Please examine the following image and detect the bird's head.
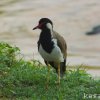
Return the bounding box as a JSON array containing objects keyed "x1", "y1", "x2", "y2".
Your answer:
[{"x1": 33, "y1": 18, "x2": 53, "y2": 31}]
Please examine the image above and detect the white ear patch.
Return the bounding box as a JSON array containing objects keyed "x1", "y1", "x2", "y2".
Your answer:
[{"x1": 46, "y1": 23, "x2": 53, "y2": 30}]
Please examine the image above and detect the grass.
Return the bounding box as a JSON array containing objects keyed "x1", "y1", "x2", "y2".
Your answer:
[{"x1": 0, "y1": 42, "x2": 100, "y2": 100}]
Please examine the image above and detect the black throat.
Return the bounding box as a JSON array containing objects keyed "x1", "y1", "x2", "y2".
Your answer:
[{"x1": 38, "y1": 28, "x2": 54, "y2": 53}]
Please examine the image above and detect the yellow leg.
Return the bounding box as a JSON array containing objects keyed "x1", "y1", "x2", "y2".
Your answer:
[
  {"x1": 58, "y1": 63, "x2": 60, "y2": 84},
  {"x1": 47, "y1": 63, "x2": 50, "y2": 83},
  {"x1": 46, "y1": 62, "x2": 50, "y2": 89}
]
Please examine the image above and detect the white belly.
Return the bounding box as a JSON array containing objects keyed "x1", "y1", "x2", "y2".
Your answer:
[{"x1": 39, "y1": 44, "x2": 64, "y2": 62}]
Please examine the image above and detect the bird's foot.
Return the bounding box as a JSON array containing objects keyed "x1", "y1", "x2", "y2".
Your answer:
[
  {"x1": 45, "y1": 84, "x2": 49, "y2": 90},
  {"x1": 45, "y1": 80, "x2": 50, "y2": 90},
  {"x1": 55, "y1": 81, "x2": 60, "y2": 85},
  {"x1": 62, "y1": 75, "x2": 66, "y2": 80}
]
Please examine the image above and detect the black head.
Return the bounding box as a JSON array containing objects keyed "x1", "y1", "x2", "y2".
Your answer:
[{"x1": 33, "y1": 18, "x2": 53, "y2": 30}]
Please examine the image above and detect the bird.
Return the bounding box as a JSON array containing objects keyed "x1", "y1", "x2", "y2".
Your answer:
[{"x1": 33, "y1": 18, "x2": 67, "y2": 84}]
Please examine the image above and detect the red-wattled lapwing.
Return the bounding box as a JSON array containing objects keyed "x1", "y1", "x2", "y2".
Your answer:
[{"x1": 33, "y1": 18, "x2": 67, "y2": 84}]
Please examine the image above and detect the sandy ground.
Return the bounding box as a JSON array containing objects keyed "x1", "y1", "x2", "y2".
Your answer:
[{"x1": 0, "y1": 0, "x2": 100, "y2": 77}]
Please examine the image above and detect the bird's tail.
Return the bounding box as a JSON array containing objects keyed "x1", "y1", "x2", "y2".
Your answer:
[{"x1": 60, "y1": 59, "x2": 66, "y2": 77}]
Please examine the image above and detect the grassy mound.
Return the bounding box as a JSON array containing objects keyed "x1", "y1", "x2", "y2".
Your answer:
[{"x1": 0, "y1": 42, "x2": 100, "y2": 100}]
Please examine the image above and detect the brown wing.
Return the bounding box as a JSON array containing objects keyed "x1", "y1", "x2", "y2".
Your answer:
[
  {"x1": 44, "y1": 31, "x2": 67, "y2": 76},
  {"x1": 53, "y1": 31, "x2": 67, "y2": 59}
]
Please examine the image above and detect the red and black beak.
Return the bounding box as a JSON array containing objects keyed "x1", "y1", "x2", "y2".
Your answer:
[
  {"x1": 33, "y1": 25, "x2": 39, "y2": 30},
  {"x1": 33, "y1": 23, "x2": 43, "y2": 30}
]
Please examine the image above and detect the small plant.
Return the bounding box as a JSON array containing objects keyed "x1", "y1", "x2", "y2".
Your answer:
[
  {"x1": 0, "y1": 42, "x2": 20, "y2": 67},
  {"x1": 0, "y1": 42, "x2": 100, "y2": 99},
  {"x1": 0, "y1": 42, "x2": 20, "y2": 85}
]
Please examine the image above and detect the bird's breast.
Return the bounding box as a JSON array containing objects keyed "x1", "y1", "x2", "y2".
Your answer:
[{"x1": 38, "y1": 42, "x2": 64, "y2": 62}]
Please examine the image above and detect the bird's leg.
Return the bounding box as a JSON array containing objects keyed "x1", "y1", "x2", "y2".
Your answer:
[
  {"x1": 46, "y1": 62, "x2": 50, "y2": 89},
  {"x1": 47, "y1": 62, "x2": 50, "y2": 83},
  {"x1": 54, "y1": 63, "x2": 60, "y2": 85},
  {"x1": 58, "y1": 63, "x2": 60, "y2": 84}
]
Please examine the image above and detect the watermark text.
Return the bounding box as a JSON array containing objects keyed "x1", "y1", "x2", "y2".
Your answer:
[{"x1": 83, "y1": 93, "x2": 100, "y2": 99}]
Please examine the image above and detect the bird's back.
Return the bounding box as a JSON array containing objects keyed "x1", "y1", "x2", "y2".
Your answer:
[{"x1": 53, "y1": 31, "x2": 67, "y2": 59}]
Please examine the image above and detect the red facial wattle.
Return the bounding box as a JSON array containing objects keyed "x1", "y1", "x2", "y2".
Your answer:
[{"x1": 33, "y1": 23, "x2": 44, "y2": 30}]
